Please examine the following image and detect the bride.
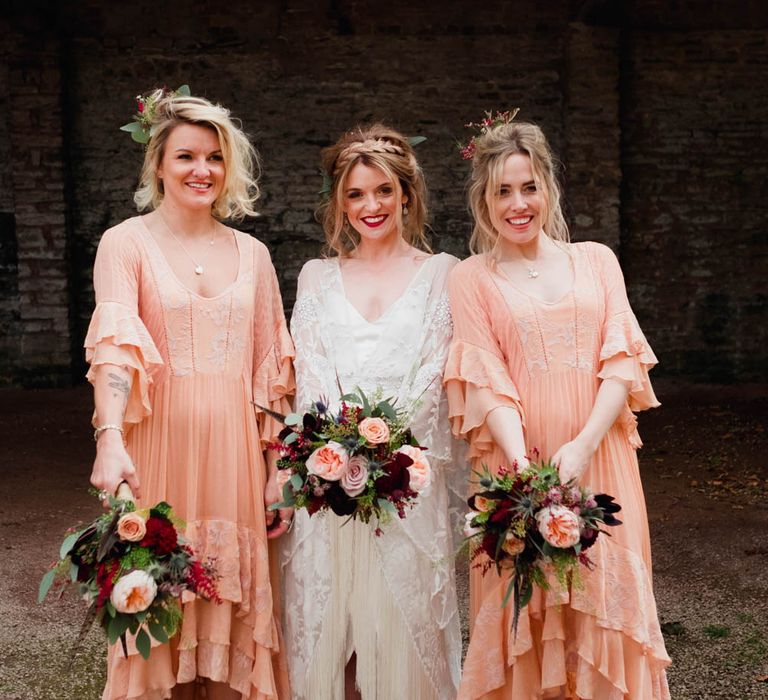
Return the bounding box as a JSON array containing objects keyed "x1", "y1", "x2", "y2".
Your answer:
[{"x1": 280, "y1": 124, "x2": 461, "y2": 699}]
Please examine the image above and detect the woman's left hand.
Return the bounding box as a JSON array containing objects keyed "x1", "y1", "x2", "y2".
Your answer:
[
  {"x1": 552, "y1": 438, "x2": 595, "y2": 484},
  {"x1": 264, "y1": 471, "x2": 294, "y2": 539}
]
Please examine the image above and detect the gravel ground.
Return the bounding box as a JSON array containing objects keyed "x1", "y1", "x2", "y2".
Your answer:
[{"x1": 1, "y1": 382, "x2": 766, "y2": 699}]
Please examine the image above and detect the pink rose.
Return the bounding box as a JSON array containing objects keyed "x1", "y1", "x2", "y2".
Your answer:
[
  {"x1": 502, "y1": 532, "x2": 525, "y2": 557},
  {"x1": 341, "y1": 456, "x2": 369, "y2": 496},
  {"x1": 306, "y1": 441, "x2": 349, "y2": 481},
  {"x1": 536, "y1": 505, "x2": 581, "y2": 549},
  {"x1": 463, "y1": 511, "x2": 482, "y2": 538},
  {"x1": 116, "y1": 512, "x2": 147, "y2": 542},
  {"x1": 110, "y1": 570, "x2": 157, "y2": 614},
  {"x1": 395, "y1": 445, "x2": 432, "y2": 492},
  {"x1": 358, "y1": 417, "x2": 390, "y2": 445}
]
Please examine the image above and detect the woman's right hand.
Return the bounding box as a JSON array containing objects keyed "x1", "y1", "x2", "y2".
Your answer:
[{"x1": 90, "y1": 430, "x2": 141, "y2": 502}]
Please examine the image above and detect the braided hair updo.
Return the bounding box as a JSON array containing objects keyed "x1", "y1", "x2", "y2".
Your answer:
[{"x1": 318, "y1": 124, "x2": 430, "y2": 257}]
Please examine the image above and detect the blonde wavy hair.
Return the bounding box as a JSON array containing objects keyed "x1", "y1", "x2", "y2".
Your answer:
[
  {"x1": 317, "y1": 123, "x2": 430, "y2": 257},
  {"x1": 133, "y1": 91, "x2": 259, "y2": 221},
  {"x1": 467, "y1": 121, "x2": 569, "y2": 257}
]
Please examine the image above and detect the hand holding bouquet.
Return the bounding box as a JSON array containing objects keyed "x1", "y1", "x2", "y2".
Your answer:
[
  {"x1": 464, "y1": 457, "x2": 622, "y2": 636},
  {"x1": 39, "y1": 488, "x2": 220, "y2": 660},
  {"x1": 268, "y1": 388, "x2": 431, "y2": 531}
]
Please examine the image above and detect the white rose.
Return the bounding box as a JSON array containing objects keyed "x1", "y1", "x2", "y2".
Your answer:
[
  {"x1": 463, "y1": 511, "x2": 482, "y2": 538},
  {"x1": 110, "y1": 570, "x2": 157, "y2": 614}
]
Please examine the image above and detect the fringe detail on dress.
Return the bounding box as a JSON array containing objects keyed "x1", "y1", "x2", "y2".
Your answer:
[{"x1": 302, "y1": 517, "x2": 440, "y2": 700}]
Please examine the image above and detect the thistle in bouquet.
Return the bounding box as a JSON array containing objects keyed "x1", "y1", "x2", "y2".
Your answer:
[
  {"x1": 266, "y1": 388, "x2": 432, "y2": 531},
  {"x1": 39, "y1": 488, "x2": 220, "y2": 661},
  {"x1": 463, "y1": 454, "x2": 622, "y2": 636}
]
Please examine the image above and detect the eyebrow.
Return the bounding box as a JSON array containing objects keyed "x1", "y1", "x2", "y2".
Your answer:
[
  {"x1": 499, "y1": 180, "x2": 536, "y2": 188},
  {"x1": 344, "y1": 182, "x2": 392, "y2": 193},
  {"x1": 173, "y1": 148, "x2": 223, "y2": 155}
]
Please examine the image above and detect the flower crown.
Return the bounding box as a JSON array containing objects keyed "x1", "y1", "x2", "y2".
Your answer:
[
  {"x1": 318, "y1": 135, "x2": 427, "y2": 198},
  {"x1": 120, "y1": 84, "x2": 191, "y2": 144},
  {"x1": 458, "y1": 108, "x2": 521, "y2": 160}
]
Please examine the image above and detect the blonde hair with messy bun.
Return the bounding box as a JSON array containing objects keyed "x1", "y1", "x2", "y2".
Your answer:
[
  {"x1": 467, "y1": 121, "x2": 569, "y2": 257},
  {"x1": 134, "y1": 90, "x2": 260, "y2": 221},
  {"x1": 318, "y1": 123, "x2": 430, "y2": 257}
]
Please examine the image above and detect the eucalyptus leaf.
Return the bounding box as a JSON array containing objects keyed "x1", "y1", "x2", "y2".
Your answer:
[
  {"x1": 280, "y1": 483, "x2": 297, "y2": 506},
  {"x1": 290, "y1": 473, "x2": 304, "y2": 491},
  {"x1": 38, "y1": 569, "x2": 56, "y2": 603},
  {"x1": 132, "y1": 129, "x2": 150, "y2": 144},
  {"x1": 340, "y1": 393, "x2": 359, "y2": 403},
  {"x1": 148, "y1": 620, "x2": 169, "y2": 644},
  {"x1": 119, "y1": 121, "x2": 144, "y2": 133},
  {"x1": 108, "y1": 614, "x2": 131, "y2": 644},
  {"x1": 408, "y1": 135, "x2": 427, "y2": 146},
  {"x1": 283, "y1": 432, "x2": 298, "y2": 446},
  {"x1": 375, "y1": 401, "x2": 397, "y2": 421},
  {"x1": 59, "y1": 531, "x2": 81, "y2": 559},
  {"x1": 377, "y1": 498, "x2": 396, "y2": 514},
  {"x1": 284, "y1": 413, "x2": 302, "y2": 426},
  {"x1": 136, "y1": 627, "x2": 151, "y2": 660},
  {"x1": 176, "y1": 84, "x2": 191, "y2": 96},
  {"x1": 357, "y1": 387, "x2": 372, "y2": 415},
  {"x1": 69, "y1": 561, "x2": 79, "y2": 582}
]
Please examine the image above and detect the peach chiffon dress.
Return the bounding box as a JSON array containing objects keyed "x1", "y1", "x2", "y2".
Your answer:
[
  {"x1": 445, "y1": 243, "x2": 671, "y2": 699},
  {"x1": 85, "y1": 217, "x2": 293, "y2": 700}
]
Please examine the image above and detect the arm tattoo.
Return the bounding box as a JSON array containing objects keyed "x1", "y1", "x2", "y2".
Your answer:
[{"x1": 108, "y1": 372, "x2": 130, "y2": 411}]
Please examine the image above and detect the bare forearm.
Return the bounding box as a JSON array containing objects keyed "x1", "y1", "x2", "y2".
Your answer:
[
  {"x1": 90, "y1": 363, "x2": 141, "y2": 497},
  {"x1": 575, "y1": 377, "x2": 630, "y2": 452},
  {"x1": 486, "y1": 405, "x2": 528, "y2": 467}
]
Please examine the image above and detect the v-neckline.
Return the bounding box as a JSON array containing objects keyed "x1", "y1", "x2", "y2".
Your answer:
[
  {"x1": 493, "y1": 247, "x2": 576, "y2": 306},
  {"x1": 139, "y1": 216, "x2": 243, "y2": 301},
  {"x1": 334, "y1": 254, "x2": 435, "y2": 325}
]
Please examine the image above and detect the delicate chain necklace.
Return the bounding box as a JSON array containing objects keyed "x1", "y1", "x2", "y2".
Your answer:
[
  {"x1": 158, "y1": 211, "x2": 217, "y2": 275},
  {"x1": 526, "y1": 265, "x2": 539, "y2": 279}
]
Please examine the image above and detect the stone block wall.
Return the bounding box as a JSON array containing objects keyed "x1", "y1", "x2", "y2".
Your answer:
[
  {"x1": 1, "y1": 1, "x2": 766, "y2": 384},
  {"x1": 622, "y1": 29, "x2": 768, "y2": 381}
]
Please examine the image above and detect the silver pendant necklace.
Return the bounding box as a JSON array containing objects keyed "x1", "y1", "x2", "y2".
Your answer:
[
  {"x1": 526, "y1": 266, "x2": 539, "y2": 279},
  {"x1": 158, "y1": 211, "x2": 217, "y2": 275}
]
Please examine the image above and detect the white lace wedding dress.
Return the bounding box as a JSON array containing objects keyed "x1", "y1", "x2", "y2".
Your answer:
[{"x1": 280, "y1": 252, "x2": 462, "y2": 699}]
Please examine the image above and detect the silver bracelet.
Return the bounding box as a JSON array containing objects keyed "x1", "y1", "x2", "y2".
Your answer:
[{"x1": 93, "y1": 424, "x2": 124, "y2": 442}]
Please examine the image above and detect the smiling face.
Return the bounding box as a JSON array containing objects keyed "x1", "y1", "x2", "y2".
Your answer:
[
  {"x1": 341, "y1": 162, "x2": 407, "y2": 246},
  {"x1": 488, "y1": 152, "x2": 546, "y2": 248},
  {"x1": 156, "y1": 123, "x2": 225, "y2": 213}
]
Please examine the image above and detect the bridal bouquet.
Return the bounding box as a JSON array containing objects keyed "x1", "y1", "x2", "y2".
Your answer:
[
  {"x1": 268, "y1": 388, "x2": 431, "y2": 530},
  {"x1": 39, "y1": 489, "x2": 220, "y2": 660},
  {"x1": 464, "y1": 456, "x2": 622, "y2": 635}
]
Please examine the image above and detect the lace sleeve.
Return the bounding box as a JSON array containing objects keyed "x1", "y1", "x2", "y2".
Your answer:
[
  {"x1": 592, "y1": 243, "x2": 659, "y2": 413},
  {"x1": 291, "y1": 260, "x2": 336, "y2": 412}
]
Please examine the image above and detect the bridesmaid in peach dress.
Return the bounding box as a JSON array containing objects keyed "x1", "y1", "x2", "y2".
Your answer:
[
  {"x1": 87, "y1": 90, "x2": 292, "y2": 699},
  {"x1": 445, "y1": 116, "x2": 671, "y2": 699}
]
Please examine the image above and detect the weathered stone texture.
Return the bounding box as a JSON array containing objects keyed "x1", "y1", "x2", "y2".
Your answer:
[
  {"x1": 1, "y1": 1, "x2": 766, "y2": 384},
  {"x1": 622, "y1": 30, "x2": 768, "y2": 381}
]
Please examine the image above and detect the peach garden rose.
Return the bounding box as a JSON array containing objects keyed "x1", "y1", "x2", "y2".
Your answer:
[
  {"x1": 536, "y1": 505, "x2": 581, "y2": 549},
  {"x1": 110, "y1": 569, "x2": 157, "y2": 614},
  {"x1": 116, "y1": 512, "x2": 147, "y2": 542},
  {"x1": 395, "y1": 444, "x2": 432, "y2": 492},
  {"x1": 502, "y1": 532, "x2": 525, "y2": 557},
  {"x1": 358, "y1": 417, "x2": 390, "y2": 445},
  {"x1": 306, "y1": 441, "x2": 350, "y2": 481}
]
